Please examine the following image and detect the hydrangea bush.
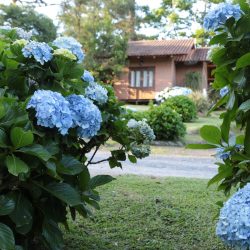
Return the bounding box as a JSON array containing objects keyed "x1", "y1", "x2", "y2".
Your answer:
[
  {"x1": 188, "y1": 1, "x2": 250, "y2": 248},
  {"x1": 0, "y1": 27, "x2": 153, "y2": 249}
]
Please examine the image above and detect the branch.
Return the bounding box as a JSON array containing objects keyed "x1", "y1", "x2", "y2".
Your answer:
[
  {"x1": 86, "y1": 145, "x2": 100, "y2": 167},
  {"x1": 89, "y1": 158, "x2": 111, "y2": 165}
]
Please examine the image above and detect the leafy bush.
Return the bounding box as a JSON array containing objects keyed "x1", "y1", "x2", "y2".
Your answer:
[
  {"x1": 147, "y1": 105, "x2": 186, "y2": 141},
  {"x1": 163, "y1": 95, "x2": 197, "y2": 122},
  {"x1": 0, "y1": 27, "x2": 153, "y2": 249},
  {"x1": 189, "y1": 2, "x2": 250, "y2": 249},
  {"x1": 185, "y1": 71, "x2": 202, "y2": 91},
  {"x1": 189, "y1": 92, "x2": 209, "y2": 113}
]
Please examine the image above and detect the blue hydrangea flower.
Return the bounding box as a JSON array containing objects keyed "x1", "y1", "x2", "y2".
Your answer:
[
  {"x1": 81, "y1": 70, "x2": 95, "y2": 83},
  {"x1": 14, "y1": 28, "x2": 33, "y2": 40},
  {"x1": 128, "y1": 119, "x2": 155, "y2": 142},
  {"x1": 216, "y1": 184, "x2": 250, "y2": 249},
  {"x1": 216, "y1": 147, "x2": 231, "y2": 160},
  {"x1": 27, "y1": 90, "x2": 73, "y2": 135},
  {"x1": 53, "y1": 37, "x2": 84, "y2": 63},
  {"x1": 204, "y1": 3, "x2": 242, "y2": 30},
  {"x1": 22, "y1": 41, "x2": 53, "y2": 65},
  {"x1": 220, "y1": 86, "x2": 229, "y2": 97},
  {"x1": 66, "y1": 94, "x2": 102, "y2": 138},
  {"x1": 130, "y1": 142, "x2": 151, "y2": 159},
  {"x1": 85, "y1": 82, "x2": 108, "y2": 105}
]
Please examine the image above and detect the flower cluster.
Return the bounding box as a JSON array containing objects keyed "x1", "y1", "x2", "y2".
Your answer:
[
  {"x1": 27, "y1": 90, "x2": 73, "y2": 135},
  {"x1": 53, "y1": 37, "x2": 84, "y2": 63},
  {"x1": 66, "y1": 95, "x2": 102, "y2": 138},
  {"x1": 85, "y1": 82, "x2": 108, "y2": 105},
  {"x1": 216, "y1": 147, "x2": 231, "y2": 161},
  {"x1": 53, "y1": 48, "x2": 77, "y2": 61},
  {"x1": 82, "y1": 70, "x2": 95, "y2": 83},
  {"x1": 204, "y1": 3, "x2": 242, "y2": 30},
  {"x1": 15, "y1": 28, "x2": 33, "y2": 40},
  {"x1": 27, "y1": 90, "x2": 102, "y2": 138},
  {"x1": 220, "y1": 86, "x2": 229, "y2": 97},
  {"x1": 128, "y1": 119, "x2": 155, "y2": 158},
  {"x1": 155, "y1": 87, "x2": 192, "y2": 103},
  {"x1": 22, "y1": 41, "x2": 53, "y2": 65},
  {"x1": 216, "y1": 183, "x2": 250, "y2": 249}
]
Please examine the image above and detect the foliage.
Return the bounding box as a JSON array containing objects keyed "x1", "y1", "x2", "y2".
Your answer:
[
  {"x1": 0, "y1": 28, "x2": 152, "y2": 249},
  {"x1": 0, "y1": 4, "x2": 57, "y2": 42},
  {"x1": 187, "y1": 1, "x2": 250, "y2": 247},
  {"x1": 155, "y1": 86, "x2": 192, "y2": 103},
  {"x1": 147, "y1": 105, "x2": 186, "y2": 141},
  {"x1": 59, "y1": 0, "x2": 146, "y2": 83},
  {"x1": 65, "y1": 176, "x2": 228, "y2": 250},
  {"x1": 189, "y1": 91, "x2": 209, "y2": 113},
  {"x1": 163, "y1": 96, "x2": 197, "y2": 122},
  {"x1": 185, "y1": 71, "x2": 202, "y2": 91}
]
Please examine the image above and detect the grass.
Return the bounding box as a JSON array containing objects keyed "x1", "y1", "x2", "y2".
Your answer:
[{"x1": 64, "y1": 176, "x2": 229, "y2": 250}]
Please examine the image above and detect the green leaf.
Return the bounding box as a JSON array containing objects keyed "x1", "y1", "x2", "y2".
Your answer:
[
  {"x1": 42, "y1": 219, "x2": 64, "y2": 250},
  {"x1": 18, "y1": 144, "x2": 51, "y2": 161},
  {"x1": 10, "y1": 127, "x2": 33, "y2": 148},
  {"x1": 200, "y1": 125, "x2": 221, "y2": 145},
  {"x1": 0, "y1": 129, "x2": 7, "y2": 148},
  {"x1": 9, "y1": 193, "x2": 33, "y2": 235},
  {"x1": 79, "y1": 168, "x2": 90, "y2": 191},
  {"x1": 0, "y1": 103, "x2": 5, "y2": 120},
  {"x1": 57, "y1": 155, "x2": 85, "y2": 175},
  {"x1": 5, "y1": 155, "x2": 29, "y2": 176},
  {"x1": 89, "y1": 175, "x2": 115, "y2": 189},
  {"x1": 239, "y1": 100, "x2": 250, "y2": 112},
  {"x1": 0, "y1": 223, "x2": 15, "y2": 250},
  {"x1": 0, "y1": 195, "x2": 15, "y2": 216},
  {"x1": 236, "y1": 52, "x2": 250, "y2": 69},
  {"x1": 36, "y1": 182, "x2": 81, "y2": 206},
  {"x1": 128, "y1": 155, "x2": 137, "y2": 163},
  {"x1": 208, "y1": 164, "x2": 233, "y2": 187},
  {"x1": 111, "y1": 150, "x2": 126, "y2": 161},
  {"x1": 220, "y1": 112, "x2": 231, "y2": 143},
  {"x1": 236, "y1": 135, "x2": 245, "y2": 144},
  {"x1": 186, "y1": 144, "x2": 217, "y2": 149},
  {"x1": 209, "y1": 32, "x2": 228, "y2": 45}
]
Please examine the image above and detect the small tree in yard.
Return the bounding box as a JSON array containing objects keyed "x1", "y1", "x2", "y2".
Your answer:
[
  {"x1": 188, "y1": 1, "x2": 250, "y2": 249},
  {"x1": 0, "y1": 28, "x2": 155, "y2": 249}
]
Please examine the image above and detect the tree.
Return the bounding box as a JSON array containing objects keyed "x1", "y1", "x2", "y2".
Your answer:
[
  {"x1": 0, "y1": 4, "x2": 57, "y2": 42},
  {"x1": 144, "y1": 0, "x2": 225, "y2": 45},
  {"x1": 59, "y1": 0, "x2": 145, "y2": 82}
]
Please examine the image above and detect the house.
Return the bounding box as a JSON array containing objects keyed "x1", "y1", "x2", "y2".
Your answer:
[{"x1": 114, "y1": 39, "x2": 213, "y2": 102}]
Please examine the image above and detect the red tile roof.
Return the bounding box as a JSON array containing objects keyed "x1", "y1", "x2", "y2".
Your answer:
[
  {"x1": 174, "y1": 48, "x2": 209, "y2": 62},
  {"x1": 128, "y1": 39, "x2": 195, "y2": 57}
]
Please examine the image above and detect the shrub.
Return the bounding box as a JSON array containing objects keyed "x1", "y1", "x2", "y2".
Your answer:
[
  {"x1": 147, "y1": 105, "x2": 186, "y2": 141},
  {"x1": 163, "y1": 95, "x2": 197, "y2": 122},
  {"x1": 0, "y1": 27, "x2": 153, "y2": 249},
  {"x1": 185, "y1": 71, "x2": 202, "y2": 91},
  {"x1": 189, "y1": 91, "x2": 210, "y2": 113}
]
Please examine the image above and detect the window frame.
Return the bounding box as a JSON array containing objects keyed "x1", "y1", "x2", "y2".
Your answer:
[{"x1": 129, "y1": 67, "x2": 155, "y2": 89}]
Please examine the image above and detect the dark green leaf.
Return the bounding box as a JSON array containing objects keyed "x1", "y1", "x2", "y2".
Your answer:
[
  {"x1": 5, "y1": 155, "x2": 29, "y2": 176},
  {"x1": 42, "y1": 219, "x2": 64, "y2": 250},
  {"x1": 37, "y1": 182, "x2": 82, "y2": 206},
  {"x1": 89, "y1": 175, "x2": 115, "y2": 189},
  {"x1": 128, "y1": 155, "x2": 137, "y2": 163},
  {"x1": 10, "y1": 127, "x2": 33, "y2": 148},
  {"x1": 208, "y1": 165, "x2": 233, "y2": 187},
  {"x1": 0, "y1": 195, "x2": 15, "y2": 216},
  {"x1": 9, "y1": 193, "x2": 33, "y2": 235},
  {"x1": 220, "y1": 112, "x2": 231, "y2": 143},
  {"x1": 0, "y1": 223, "x2": 15, "y2": 250},
  {"x1": 0, "y1": 129, "x2": 7, "y2": 148},
  {"x1": 79, "y1": 168, "x2": 90, "y2": 191},
  {"x1": 57, "y1": 155, "x2": 85, "y2": 175},
  {"x1": 18, "y1": 144, "x2": 51, "y2": 161}
]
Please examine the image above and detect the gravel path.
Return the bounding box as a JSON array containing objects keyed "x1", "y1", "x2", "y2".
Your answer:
[{"x1": 88, "y1": 151, "x2": 217, "y2": 179}]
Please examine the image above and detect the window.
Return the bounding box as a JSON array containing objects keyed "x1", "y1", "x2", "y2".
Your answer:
[{"x1": 130, "y1": 68, "x2": 154, "y2": 88}]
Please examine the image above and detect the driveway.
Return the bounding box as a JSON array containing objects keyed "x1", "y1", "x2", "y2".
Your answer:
[{"x1": 88, "y1": 151, "x2": 218, "y2": 179}]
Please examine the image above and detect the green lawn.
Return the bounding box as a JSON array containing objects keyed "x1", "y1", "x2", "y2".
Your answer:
[{"x1": 64, "y1": 176, "x2": 229, "y2": 250}]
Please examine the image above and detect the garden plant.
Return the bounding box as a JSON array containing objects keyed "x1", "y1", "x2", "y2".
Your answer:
[
  {"x1": 0, "y1": 28, "x2": 154, "y2": 249},
  {"x1": 188, "y1": 1, "x2": 250, "y2": 249}
]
